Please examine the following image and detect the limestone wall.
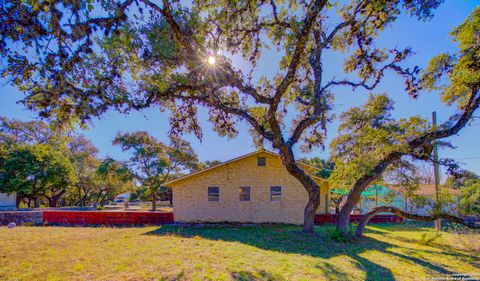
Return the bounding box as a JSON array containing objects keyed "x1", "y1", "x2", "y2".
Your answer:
[{"x1": 171, "y1": 152, "x2": 329, "y2": 225}]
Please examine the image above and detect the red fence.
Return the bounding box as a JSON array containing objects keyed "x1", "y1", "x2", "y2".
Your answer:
[
  {"x1": 41, "y1": 211, "x2": 402, "y2": 226},
  {"x1": 43, "y1": 210, "x2": 174, "y2": 226},
  {"x1": 315, "y1": 214, "x2": 403, "y2": 224}
]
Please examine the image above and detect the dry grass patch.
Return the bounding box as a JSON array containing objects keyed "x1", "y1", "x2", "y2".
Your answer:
[{"x1": 0, "y1": 223, "x2": 478, "y2": 280}]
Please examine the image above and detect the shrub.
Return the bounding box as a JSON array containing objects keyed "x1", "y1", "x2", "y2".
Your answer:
[{"x1": 324, "y1": 226, "x2": 352, "y2": 242}]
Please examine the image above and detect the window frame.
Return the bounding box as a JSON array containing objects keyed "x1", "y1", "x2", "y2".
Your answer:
[
  {"x1": 239, "y1": 186, "x2": 251, "y2": 202},
  {"x1": 270, "y1": 186, "x2": 282, "y2": 201},
  {"x1": 208, "y1": 186, "x2": 220, "y2": 202}
]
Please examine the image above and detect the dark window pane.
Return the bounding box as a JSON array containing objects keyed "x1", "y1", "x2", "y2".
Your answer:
[
  {"x1": 208, "y1": 186, "x2": 219, "y2": 201},
  {"x1": 257, "y1": 157, "x2": 266, "y2": 166},
  {"x1": 239, "y1": 186, "x2": 250, "y2": 201},
  {"x1": 270, "y1": 186, "x2": 281, "y2": 201}
]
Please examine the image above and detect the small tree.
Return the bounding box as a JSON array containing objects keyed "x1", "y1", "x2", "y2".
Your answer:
[
  {"x1": 66, "y1": 135, "x2": 102, "y2": 206},
  {"x1": 96, "y1": 158, "x2": 133, "y2": 206},
  {"x1": 459, "y1": 178, "x2": 480, "y2": 216},
  {"x1": 0, "y1": 144, "x2": 75, "y2": 207},
  {"x1": 113, "y1": 131, "x2": 197, "y2": 211}
]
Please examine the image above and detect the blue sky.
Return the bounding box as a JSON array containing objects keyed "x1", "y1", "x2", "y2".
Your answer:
[{"x1": 1, "y1": 1, "x2": 479, "y2": 178}]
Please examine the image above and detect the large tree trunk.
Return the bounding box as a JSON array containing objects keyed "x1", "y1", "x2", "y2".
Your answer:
[
  {"x1": 47, "y1": 197, "x2": 58, "y2": 207},
  {"x1": 355, "y1": 206, "x2": 480, "y2": 237},
  {"x1": 151, "y1": 193, "x2": 157, "y2": 212},
  {"x1": 46, "y1": 191, "x2": 66, "y2": 208},
  {"x1": 303, "y1": 187, "x2": 320, "y2": 233},
  {"x1": 34, "y1": 197, "x2": 41, "y2": 208},
  {"x1": 336, "y1": 187, "x2": 363, "y2": 234},
  {"x1": 15, "y1": 194, "x2": 22, "y2": 209},
  {"x1": 277, "y1": 145, "x2": 321, "y2": 233}
]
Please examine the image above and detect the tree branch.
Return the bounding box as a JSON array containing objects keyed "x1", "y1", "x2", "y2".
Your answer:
[
  {"x1": 269, "y1": 0, "x2": 326, "y2": 111},
  {"x1": 355, "y1": 206, "x2": 480, "y2": 237},
  {"x1": 339, "y1": 89, "x2": 480, "y2": 228}
]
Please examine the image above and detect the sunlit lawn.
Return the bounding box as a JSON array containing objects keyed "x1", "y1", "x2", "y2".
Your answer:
[{"x1": 0, "y1": 222, "x2": 478, "y2": 281}]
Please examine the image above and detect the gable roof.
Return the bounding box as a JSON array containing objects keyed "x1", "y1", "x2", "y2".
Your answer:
[{"x1": 163, "y1": 149, "x2": 326, "y2": 187}]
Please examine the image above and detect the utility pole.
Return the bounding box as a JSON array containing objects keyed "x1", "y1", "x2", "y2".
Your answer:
[{"x1": 432, "y1": 111, "x2": 441, "y2": 231}]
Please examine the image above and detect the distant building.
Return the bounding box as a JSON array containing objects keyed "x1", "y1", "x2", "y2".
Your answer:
[
  {"x1": 114, "y1": 193, "x2": 131, "y2": 203},
  {"x1": 352, "y1": 184, "x2": 460, "y2": 216},
  {"x1": 0, "y1": 193, "x2": 16, "y2": 210},
  {"x1": 164, "y1": 150, "x2": 330, "y2": 225},
  {"x1": 390, "y1": 184, "x2": 460, "y2": 216}
]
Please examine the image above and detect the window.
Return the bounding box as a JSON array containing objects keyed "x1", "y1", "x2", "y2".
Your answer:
[
  {"x1": 270, "y1": 186, "x2": 282, "y2": 201},
  {"x1": 257, "y1": 157, "x2": 266, "y2": 166},
  {"x1": 208, "y1": 187, "x2": 219, "y2": 201},
  {"x1": 239, "y1": 186, "x2": 250, "y2": 201}
]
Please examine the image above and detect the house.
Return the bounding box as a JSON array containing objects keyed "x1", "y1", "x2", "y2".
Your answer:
[
  {"x1": 0, "y1": 193, "x2": 16, "y2": 210},
  {"x1": 164, "y1": 150, "x2": 330, "y2": 224},
  {"x1": 355, "y1": 184, "x2": 460, "y2": 216}
]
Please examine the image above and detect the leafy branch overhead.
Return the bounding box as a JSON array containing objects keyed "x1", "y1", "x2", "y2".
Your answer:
[{"x1": 1, "y1": 0, "x2": 449, "y2": 145}]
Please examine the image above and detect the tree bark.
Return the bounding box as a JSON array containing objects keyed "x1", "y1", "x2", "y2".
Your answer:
[
  {"x1": 15, "y1": 194, "x2": 22, "y2": 209},
  {"x1": 47, "y1": 197, "x2": 57, "y2": 208},
  {"x1": 355, "y1": 206, "x2": 480, "y2": 237},
  {"x1": 303, "y1": 187, "x2": 320, "y2": 233},
  {"x1": 46, "y1": 191, "x2": 66, "y2": 208},
  {"x1": 336, "y1": 187, "x2": 363, "y2": 234},
  {"x1": 151, "y1": 193, "x2": 157, "y2": 212},
  {"x1": 34, "y1": 197, "x2": 41, "y2": 208}
]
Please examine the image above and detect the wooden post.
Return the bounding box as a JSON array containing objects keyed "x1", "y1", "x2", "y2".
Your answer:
[{"x1": 432, "y1": 111, "x2": 441, "y2": 231}]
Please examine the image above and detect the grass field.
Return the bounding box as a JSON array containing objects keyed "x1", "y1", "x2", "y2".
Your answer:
[{"x1": 0, "y1": 223, "x2": 479, "y2": 281}]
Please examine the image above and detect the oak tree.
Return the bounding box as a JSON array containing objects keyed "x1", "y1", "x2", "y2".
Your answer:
[
  {"x1": 330, "y1": 9, "x2": 480, "y2": 234},
  {"x1": 113, "y1": 131, "x2": 197, "y2": 211},
  {"x1": 0, "y1": 144, "x2": 75, "y2": 207}
]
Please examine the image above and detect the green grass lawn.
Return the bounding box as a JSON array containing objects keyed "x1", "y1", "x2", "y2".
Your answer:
[{"x1": 0, "y1": 223, "x2": 478, "y2": 281}]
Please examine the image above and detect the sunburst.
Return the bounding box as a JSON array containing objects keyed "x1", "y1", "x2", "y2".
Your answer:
[{"x1": 208, "y1": 55, "x2": 216, "y2": 65}]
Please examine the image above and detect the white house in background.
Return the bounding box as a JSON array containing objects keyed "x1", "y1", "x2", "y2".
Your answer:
[{"x1": 0, "y1": 193, "x2": 16, "y2": 210}]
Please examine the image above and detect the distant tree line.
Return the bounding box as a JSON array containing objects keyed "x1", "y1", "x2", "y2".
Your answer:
[
  {"x1": 0, "y1": 117, "x2": 133, "y2": 208},
  {"x1": 0, "y1": 117, "x2": 215, "y2": 210}
]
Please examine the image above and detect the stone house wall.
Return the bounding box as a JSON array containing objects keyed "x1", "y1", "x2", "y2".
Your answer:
[{"x1": 169, "y1": 151, "x2": 329, "y2": 225}]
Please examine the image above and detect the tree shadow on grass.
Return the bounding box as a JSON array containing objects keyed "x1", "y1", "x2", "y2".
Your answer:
[
  {"x1": 144, "y1": 224, "x2": 461, "y2": 280},
  {"x1": 314, "y1": 262, "x2": 350, "y2": 281},
  {"x1": 231, "y1": 269, "x2": 286, "y2": 281}
]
